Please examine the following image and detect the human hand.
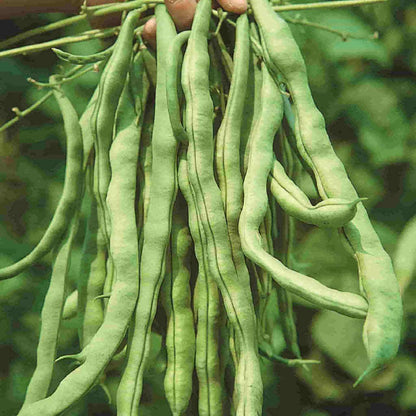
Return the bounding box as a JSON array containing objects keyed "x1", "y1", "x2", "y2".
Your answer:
[
  {"x1": 141, "y1": 0, "x2": 248, "y2": 48},
  {"x1": 0, "y1": 0, "x2": 247, "y2": 48}
]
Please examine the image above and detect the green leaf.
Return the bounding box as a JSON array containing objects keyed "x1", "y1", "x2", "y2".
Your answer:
[
  {"x1": 339, "y1": 80, "x2": 409, "y2": 166},
  {"x1": 300, "y1": 9, "x2": 391, "y2": 66}
]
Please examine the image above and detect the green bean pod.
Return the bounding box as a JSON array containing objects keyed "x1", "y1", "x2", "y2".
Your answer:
[
  {"x1": 270, "y1": 158, "x2": 362, "y2": 228},
  {"x1": 20, "y1": 84, "x2": 83, "y2": 409},
  {"x1": 182, "y1": 2, "x2": 263, "y2": 413},
  {"x1": 0, "y1": 86, "x2": 84, "y2": 281},
  {"x1": 18, "y1": 77, "x2": 141, "y2": 416},
  {"x1": 215, "y1": 18, "x2": 267, "y2": 404},
  {"x1": 116, "y1": 6, "x2": 179, "y2": 414},
  {"x1": 161, "y1": 192, "x2": 195, "y2": 415},
  {"x1": 21, "y1": 213, "x2": 81, "y2": 410},
  {"x1": 52, "y1": 44, "x2": 115, "y2": 66},
  {"x1": 178, "y1": 150, "x2": 223, "y2": 416},
  {"x1": 250, "y1": 0, "x2": 402, "y2": 384},
  {"x1": 90, "y1": 8, "x2": 142, "y2": 247},
  {"x1": 215, "y1": 14, "x2": 251, "y2": 289},
  {"x1": 239, "y1": 62, "x2": 369, "y2": 320}
]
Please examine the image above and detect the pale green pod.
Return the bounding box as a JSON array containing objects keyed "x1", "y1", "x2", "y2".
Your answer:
[
  {"x1": 250, "y1": 0, "x2": 402, "y2": 384},
  {"x1": 20, "y1": 83, "x2": 83, "y2": 410},
  {"x1": 178, "y1": 150, "x2": 223, "y2": 416},
  {"x1": 161, "y1": 193, "x2": 195, "y2": 415},
  {"x1": 18, "y1": 52, "x2": 142, "y2": 416},
  {"x1": 182, "y1": 1, "x2": 263, "y2": 413},
  {"x1": 52, "y1": 44, "x2": 115, "y2": 66},
  {"x1": 270, "y1": 160, "x2": 363, "y2": 228},
  {"x1": 116, "y1": 6, "x2": 179, "y2": 414}
]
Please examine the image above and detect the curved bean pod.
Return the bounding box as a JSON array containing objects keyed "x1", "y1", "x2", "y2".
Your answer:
[
  {"x1": 20, "y1": 84, "x2": 83, "y2": 409},
  {"x1": 270, "y1": 158, "x2": 362, "y2": 228},
  {"x1": 215, "y1": 14, "x2": 251, "y2": 289},
  {"x1": 116, "y1": 6, "x2": 179, "y2": 414},
  {"x1": 52, "y1": 44, "x2": 115, "y2": 66},
  {"x1": 182, "y1": 2, "x2": 263, "y2": 413},
  {"x1": 90, "y1": 8, "x2": 142, "y2": 247},
  {"x1": 18, "y1": 77, "x2": 141, "y2": 416},
  {"x1": 21, "y1": 214, "x2": 81, "y2": 409},
  {"x1": 250, "y1": 0, "x2": 402, "y2": 384},
  {"x1": 239, "y1": 63, "x2": 369, "y2": 320},
  {"x1": 0, "y1": 85, "x2": 84, "y2": 281}
]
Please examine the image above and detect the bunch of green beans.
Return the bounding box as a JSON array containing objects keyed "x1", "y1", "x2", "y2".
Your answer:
[{"x1": 1, "y1": 1, "x2": 402, "y2": 414}]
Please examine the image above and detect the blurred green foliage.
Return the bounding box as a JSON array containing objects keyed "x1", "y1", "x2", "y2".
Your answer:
[{"x1": 0, "y1": 0, "x2": 415, "y2": 415}]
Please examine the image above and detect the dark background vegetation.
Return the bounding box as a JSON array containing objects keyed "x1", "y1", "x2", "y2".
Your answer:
[{"x1": 0, "y1": 0, "x2": 415, "y2": 414}]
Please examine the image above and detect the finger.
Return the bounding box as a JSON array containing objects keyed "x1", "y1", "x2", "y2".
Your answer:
[
  {"x1": 142, "y1": 0, "x2": 196, "y2": 49},
  {"x1": 142, "y1": 17, "x2": 157, "y2": 50},
  {"x1": 216, "y1": 0, "x2": 247, "y2": 14},
  {"x1": 165, "y1": 0, "x2": 197, "y2": 31}
]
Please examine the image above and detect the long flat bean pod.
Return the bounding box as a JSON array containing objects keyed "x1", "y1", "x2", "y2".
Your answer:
[
  {"x1": 179, "y1": 150, "x2": 223, "y2": 416},
  {"x1": 161, "y1": 191, "x2": 195, "y2": 416},
  {"x1": 250, "y1": 0, "x2": 402, "y2": 384},
  {"x1": 215, "y1": 14, "x2": 251, "y2": 289},
  {"x1": 116, "y1": 6, "x2": 179, "y2": 414},
  {"x1": 182, "y1": 2, "x2": 262, "y2": 413},
  {"x1": 239, "y1": 62, "x2": 368, "y2": 320},
  {"x1": 21, "y1": 214, "x2": 81, "y2": 410},
  {"x1": 53, "y1": 44, "x2": 115, "y2": 65},
  {"x1": 20, "y1": 84, "x2": 83, "y2": 409},
  {"x1": 90, "y1": 8, "x2": 142, "y2": 247},
  {"x1": 0, "y1": 85, "x2": 84, "y2": 281},
  {"x1": 18, "y1": 77, "x2": 141, "y2": 416}
]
